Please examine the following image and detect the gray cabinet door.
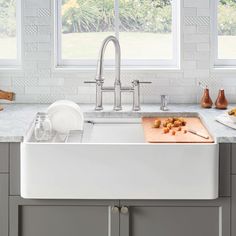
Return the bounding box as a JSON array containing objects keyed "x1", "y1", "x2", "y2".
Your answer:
[
  {"x1": 0, "y1": 143, "x2": 9, "y2": 173},
  {"x1": 120, "y1": 199, "x2": 230, "y2": 236},
  {"x1": 10, "y1": 196, "x2": 119, "y2": 236}
]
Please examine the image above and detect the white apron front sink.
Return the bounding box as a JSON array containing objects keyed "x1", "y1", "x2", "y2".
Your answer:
[{"x1": 21, "y1": 116, "x2": 219, "y2": 200}]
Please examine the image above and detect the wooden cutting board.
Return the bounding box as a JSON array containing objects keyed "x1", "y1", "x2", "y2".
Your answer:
[{"x1": 142, "y1": 117, "x2": 214, "y2": 143}]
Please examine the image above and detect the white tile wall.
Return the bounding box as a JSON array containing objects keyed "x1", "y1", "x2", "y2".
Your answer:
[{"x1": 1, "y1": 0, "x2": 236, "y2": 104}]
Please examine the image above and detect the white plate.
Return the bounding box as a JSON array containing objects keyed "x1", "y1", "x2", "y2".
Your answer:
[{"x1": 47, "y1": 100, "x2": 84, "y2": 134}]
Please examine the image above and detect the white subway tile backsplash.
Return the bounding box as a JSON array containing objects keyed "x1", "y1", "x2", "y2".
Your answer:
[
  {"x1": 25, "y1": 42, "x2": 38, "y2": 52},
  {"x1": 197, "y1": 25, "x2": 209, "y2": 34},
  {"x1": 24, "y1": 8, "x2": 38, "y2": 16},
  {"x1": 25, "y1": 25, "x2": 38, "y2": 35},
  {"x1": 38, "y1": 78, "x2": 64, "y2": 86},
  {"x1": 38, "y1": 26, "x2": 51, "y2": 35},
  {"x1": 197, "y1": 8, "x2": 210, "y2": 16},
  {"x1": 184, "y1": 34, "x2": 209, "y2": 43},
  {"x1": 184, "y1": 51, "x2": 196, "y2": 60},
  {"x1": 38, "y1": 43, "x2": 51, "y2": 51},
  {"x1": 197, "y1": 60, "x2": 210, "y2": 69},
  {"x1": 184, "y1": 0, "x2": 209, "y2": 8},
  {"x1": 183, "y1": 61, "x2": 197, "y2": 69},
  {"x1": 51, "y1": 86, "x2": 77, "y2": 95},
  {"x1": 183, "y1": 25, "x2": 197, "y2": 34},
  {"x1": 183, "y1": 7, "x2": 197, "y2": 16},
  {"x1": 25, "y1": 86, "x2": 50, "y2": 94},
  {"x1": 197, "y1": 43, "x2": 210, "y2": 51},
  {"x1": 38, "y1": 8, "x2": 50, "y2": 17},
  {"x1": 0, "y1": 78, "x2": 12, "y2": 86},
  {"x1": 78, "y1": 86, "x2": 96, "y2": 95},
  {"x1": 184, "y1": 16, "x2": 210, "y2": 26}
]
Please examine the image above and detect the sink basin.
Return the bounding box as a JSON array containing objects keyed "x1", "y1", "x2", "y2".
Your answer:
[{"x1": 21, "y1": 113, "x2": 219, "y2": 200}]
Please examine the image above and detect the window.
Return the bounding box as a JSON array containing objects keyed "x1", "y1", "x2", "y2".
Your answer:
[
  {"x1": 56, "y1": 0, "x2": 180, "y2": 69},
  {"x1": 0, "y1": 0, "x2": 21, "y2": 66},
  {"x1": 214, "y1": 0, "x2": 236, "y2": 66}
]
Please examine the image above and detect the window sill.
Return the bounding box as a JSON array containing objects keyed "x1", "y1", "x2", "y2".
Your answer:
[
  {"x1": 0, "y1": 65, "x2": 23, "y2": 74},
  {"x1": 211, "y1": 66, "x2": 236, "y2": 74},
  {"x1": 53, "y1": 65, "x2": 182, "y2": 74}
]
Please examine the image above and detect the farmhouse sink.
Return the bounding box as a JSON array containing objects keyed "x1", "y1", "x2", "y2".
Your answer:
[{"x1": 21, "y1": 113, "x2": 219, "y2": 200}]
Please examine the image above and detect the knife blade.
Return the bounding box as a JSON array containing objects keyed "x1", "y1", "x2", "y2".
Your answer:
[{"x1": 188, "y1": 129, "x2": 209, "y2": 139}]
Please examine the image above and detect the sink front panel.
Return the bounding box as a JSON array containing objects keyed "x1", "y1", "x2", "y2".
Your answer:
[{"x1": 21, "y1": 142, "x2": 219, "y2": 200}]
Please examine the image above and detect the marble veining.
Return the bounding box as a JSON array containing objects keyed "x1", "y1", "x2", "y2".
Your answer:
[{"x1": 0, "y1": 103, "x2": 236, "y2": 143}]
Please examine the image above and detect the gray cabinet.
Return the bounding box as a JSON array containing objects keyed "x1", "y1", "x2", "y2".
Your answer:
[
  {"x1": 120, "y1": 199, "x2": 230, "y2": 236},
  {"x1": 10, "y1": 196, "x2": 119, "y2": 236}
]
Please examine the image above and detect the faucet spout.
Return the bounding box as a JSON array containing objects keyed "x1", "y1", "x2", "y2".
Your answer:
[
  {"x1": 96, "y1": 35, "x2": 121, "y2": 84},
  {"x1": 96, "y1": 35, "x2": 122, "y2": 111}
]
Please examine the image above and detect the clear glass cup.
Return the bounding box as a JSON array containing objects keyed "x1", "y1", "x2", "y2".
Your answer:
[{"x1": 34, "y1": 112, "x2": 52, "y2": 141}]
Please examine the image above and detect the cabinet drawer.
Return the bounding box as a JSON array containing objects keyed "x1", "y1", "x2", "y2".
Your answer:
[{"x1": 0, "y1": 143, "x2": 9, "y2": 172}]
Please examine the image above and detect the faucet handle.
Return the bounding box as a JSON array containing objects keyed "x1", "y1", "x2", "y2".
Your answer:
[
  {"x1": 132, "y1": 80, "x2": 152, "y2": 86},
  {"x1": 139, "y1": 81, "x2": 152, "y2": 84},
  {"x1": 84, "y1": 81, "x2": 97, "y2": 84}
]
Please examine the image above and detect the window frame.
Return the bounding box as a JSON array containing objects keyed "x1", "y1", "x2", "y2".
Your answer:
[
  {"x1": 0, "y1": 0, "x2": 21, "y2": 67},
  {"x1": 55, "y1": 0, "x2": 180, "y2": 70},
  {"x1": 212, "y1": 0, "x2": 236, "y2": 67}
]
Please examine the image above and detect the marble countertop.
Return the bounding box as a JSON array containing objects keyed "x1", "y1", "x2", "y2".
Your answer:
[{"x1": 0, "y1": 103, "x2": 236, "y2": 143}]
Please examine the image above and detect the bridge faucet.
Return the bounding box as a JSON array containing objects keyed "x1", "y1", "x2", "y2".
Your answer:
[
  {"x1": 85, "y1": 35, "x2": 151, "y2": 111},
  {"x1": 90, "y1": 35, "x2": 122, "y2": 111}
]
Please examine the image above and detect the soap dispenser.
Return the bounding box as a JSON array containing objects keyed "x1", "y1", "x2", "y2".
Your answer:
[{"x1": 200, "y1": 86, "x2": 213, "y2": 108}]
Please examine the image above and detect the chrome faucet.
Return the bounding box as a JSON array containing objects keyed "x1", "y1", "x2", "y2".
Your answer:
[
  {"x1": 85, "y1": 35, "x2": 151, "y2": 111},
  {"x1": 95, "y1": 35, "x2": 122, "y2": 111}
]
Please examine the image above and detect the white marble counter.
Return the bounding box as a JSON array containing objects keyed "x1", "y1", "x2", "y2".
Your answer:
[{"x1": 0, "y1": 103, "x2": 236, "y2": 143}]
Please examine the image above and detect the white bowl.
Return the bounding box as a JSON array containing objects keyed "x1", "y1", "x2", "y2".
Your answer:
[{"x1": 47, "y1": 100, "x2": 84, "y2": 134}]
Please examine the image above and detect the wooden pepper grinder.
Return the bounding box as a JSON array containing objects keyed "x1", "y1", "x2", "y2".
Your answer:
[
  {"x1": 215, "y1": 89, "x2": 228, "y2": 109},
  {"x1": 200, "y1": 86, "x2": 213, "y2": 108},
  {"x1": 0, "y1": 90, "x2": 14, "y2": 111}
]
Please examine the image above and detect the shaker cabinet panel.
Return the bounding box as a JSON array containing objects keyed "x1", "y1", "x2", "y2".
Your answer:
[
  {"x1": 130, "y1": 207, "x2": 218, "y2": 236},
  {"x1": 0, "y1": 143, "x2": 9, "y2": 172},
  {"x1": 232, "y1": 144, "x2": 236, "y2": 174},
  {"x1": 10, "y1": 143, "x2": 20, "y2": 195},
  {"x1": 0, "y1": 174, "x2": 8, "y2": 236},
  {"x1": 20, "y1": 206, "x2": 108, "y2": 236},
  {"x1": 219, "y1": 144, "x2": 231, "y2": 196},
  {"x1": 120, "y1": 199, "x2": 230, "y2": 236},
  {"x1": 10, "y1": 197, "x2": 119, "y2": 236}
]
